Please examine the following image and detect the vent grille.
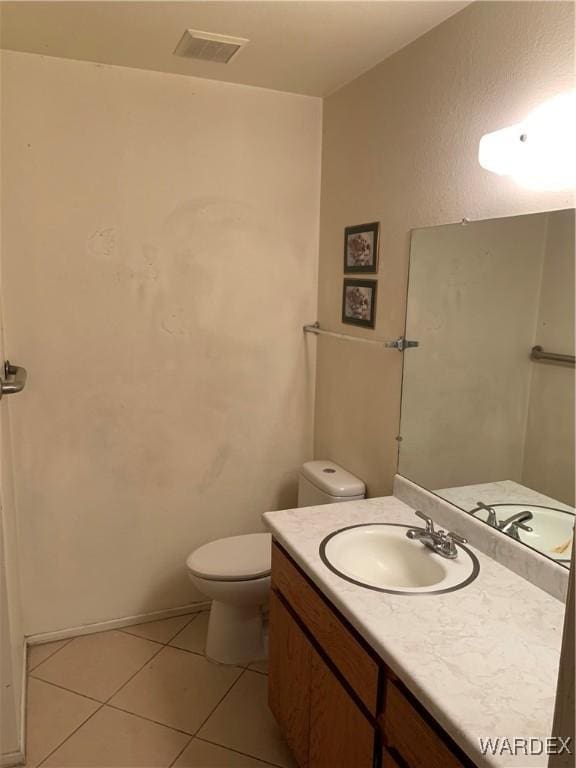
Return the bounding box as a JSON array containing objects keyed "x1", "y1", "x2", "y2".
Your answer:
[{"x1": 173, "y1": 29, "x2": 249, "y2": 64}]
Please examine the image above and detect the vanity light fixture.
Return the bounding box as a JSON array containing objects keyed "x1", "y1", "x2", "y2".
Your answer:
[{"x1": 478, "y1": 90, "x2": 576, "y2": 190}]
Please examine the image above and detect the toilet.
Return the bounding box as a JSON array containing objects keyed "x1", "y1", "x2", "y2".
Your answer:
[{"x1": 186, "y1": 460, "x2": 365, "y2": 665}]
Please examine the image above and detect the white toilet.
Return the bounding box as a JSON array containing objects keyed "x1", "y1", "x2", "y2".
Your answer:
[{"x1": 186, "y1": 460, "x2": 365, "y2": 665}]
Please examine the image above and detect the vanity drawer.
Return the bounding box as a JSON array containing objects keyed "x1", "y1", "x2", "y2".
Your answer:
[
  {"x1": 271, "y1": 542, "x2": 379, "y2": 714},
  {"x1": 383, "y1": 681, "x2": 467, "y2": 768}
]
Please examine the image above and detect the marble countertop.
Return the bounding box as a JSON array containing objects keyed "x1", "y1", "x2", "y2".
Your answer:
[{"x1": 263, "y1": 495, "x2": 565, "y2": 768}]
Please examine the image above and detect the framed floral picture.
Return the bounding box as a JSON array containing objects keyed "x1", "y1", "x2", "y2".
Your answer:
[
  {"x1": 344, "y1": 222, "x2": 380, "y2": 273},
  {"x1": 342, "y1": 278, "x2": 377, "y2": 328}
]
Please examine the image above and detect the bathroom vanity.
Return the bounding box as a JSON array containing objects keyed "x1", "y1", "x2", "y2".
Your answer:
[
  {"x1": 266, "y1": 209, "x2": 574, "y2": 768},
  {"x1": 265, "y1": 495, "x2": 565, "y2": 768},
  {"x1": 269, "y1": 541, "x2": 472, "y2": 768}
]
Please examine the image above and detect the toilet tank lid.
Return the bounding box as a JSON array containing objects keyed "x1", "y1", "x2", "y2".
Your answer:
[{"x1": 300, "y1": 460, "x2": 365, "y2": 498}]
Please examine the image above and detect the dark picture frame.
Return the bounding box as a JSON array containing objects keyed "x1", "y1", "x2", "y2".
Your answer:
[
  {"x1": 344, "y1": 222, "x2": 380, "y2": 273},
  {"x1": 342, "y1": 278, "x2": 377, "y2": 328}
]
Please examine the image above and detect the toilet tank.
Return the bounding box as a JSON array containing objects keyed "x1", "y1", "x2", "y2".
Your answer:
[{"x1": 298, "y1": 460, "x2": 366, "y2": 507}]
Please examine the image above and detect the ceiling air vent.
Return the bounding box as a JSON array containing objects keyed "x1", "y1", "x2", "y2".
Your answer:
[{"x1": 173, "y1": 29, "x2": 249, "y2": 64}]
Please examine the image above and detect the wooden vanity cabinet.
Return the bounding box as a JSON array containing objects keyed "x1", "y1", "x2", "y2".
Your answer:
[
  {"x1": 269, "y1": 541, "x2": 476, "y2": 768},
  {"x1": 308, "y1": 648, "x2": 375, "y2": 768},
  {"x1": 268, "y1": 591, "x2": 312, "y2": 768},
  {"x1": 269, "y1": 591, "x2": 375, "y2": 768},
  {"x1": 382, "y1": 680, "x2": 466, "y2": 768}
]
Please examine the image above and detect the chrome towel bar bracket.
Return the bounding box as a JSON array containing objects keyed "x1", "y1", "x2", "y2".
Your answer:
[
  {"x1": 303, "y1": 322, "x2": 419, "y2": 351},
  {"x1": 0, "y1": 361, "x2": 27, "y2": 400},
  {"x1": 530, "y1": 346, "x2": 575, "y2": 367}
]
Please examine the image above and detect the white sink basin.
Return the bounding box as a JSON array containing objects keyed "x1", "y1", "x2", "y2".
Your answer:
[
  {"x1": 320, "y1": 524, "x2": 479, "y2": 595},
  {"x1": 471, "y1": 504, "x2": 574, "y2": 562}
]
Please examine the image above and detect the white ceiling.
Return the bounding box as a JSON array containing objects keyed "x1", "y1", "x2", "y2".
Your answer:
[{"x1": 0, "y1": 1, "x2": 469, "y2": 97}]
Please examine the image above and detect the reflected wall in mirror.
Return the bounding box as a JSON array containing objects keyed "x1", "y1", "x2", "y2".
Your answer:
[{"x1": 399, "y1": 209, "x2": 575, "y2": 567}]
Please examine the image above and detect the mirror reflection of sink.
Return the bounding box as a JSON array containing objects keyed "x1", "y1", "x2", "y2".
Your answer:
[
  {"x1": 319, "y1": 524, "x2": 479, "y2": 595},
  {"x1": 470, "y1": 504, "x2": 575, "y2": 562}
]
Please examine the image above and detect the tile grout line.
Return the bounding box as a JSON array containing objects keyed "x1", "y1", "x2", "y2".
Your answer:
[
  {"x1": 105, "y1": 702, "x2": 195, "y2": 736},
  {"x1": 245, "y1": 665, "x2": 268, "y2": 676},
  {"x1": 35, "y1": 700, "x2": 107, "y2": 768},
  {"x1": 118, "y1": 611, "x2": 203, "y2": 645},
  {"x1": 103, "y1": 641, "x2": 166, "y2": 704},
  {"x1": 31, "y1": 630, "x2": 165, "y2": 680},
  {"x1": 34, "y1": 641, "x2": 167, "y2": 767},
  {"x1": 166, "y1": 734, "x2": 195, "y2": 768},
  {"x1": 160, "y1": 642, "x2": 247, "y2": 674},
  {"x1": 164, "y1": 612, "x2": 205, "y2": 644},
  {"x1": 30, "y1": 633, "x2": 166, "y2": 698},
  {"x1": 195, "y1": 735, "x2": 286, "y2": 768},
  {"x1": 27, "y1": 675, "x2": 103, "y2": 705},
  {"x1": 27, "y1": 637, "x2": 74, "y2": 673},
  {"x1": 195, "y1": 668, "x2": 247, "y2": 734},
  {"x1": 167, "y1": 669, "x2": 247, "y2": 768},
  {"x1": 102, "y1": 662, "x2": 249, "y2": 746}
]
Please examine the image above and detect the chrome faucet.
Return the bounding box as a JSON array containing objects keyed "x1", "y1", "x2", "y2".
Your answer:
[
  {"x1": 498, "y1": 510, "x2": 533, "y2": 541},
  {"x1": 472, "y1": 501, "x2": 498, "y2": 527},
  {"x1": 406, "y1": 511, "x2": 467, "y2": 559}
]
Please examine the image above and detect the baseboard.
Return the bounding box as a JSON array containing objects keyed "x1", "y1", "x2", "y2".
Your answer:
[
  {"x1": 1, "y1": 640, "x2": 28, "y2": 767},
  {"x1": 26, "y1": 601, "x2": 210, "y2": 645},
  {"x1": 0, "y1": 638, "x2": 28, "y2": 768},
  {"x1": 18, "y1": 640, "x2": 26, "y2": 766},
  {"x1": 0, "y1": 750, "x2": 25, "y2": 768}
]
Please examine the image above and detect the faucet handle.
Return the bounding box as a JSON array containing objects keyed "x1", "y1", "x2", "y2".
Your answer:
[
  {"x1": 414, "y1": 510, "x2": 435, "y2": 533},
  {"x1": 436, "y1": 530, "x2": 467, "y2": 558}
]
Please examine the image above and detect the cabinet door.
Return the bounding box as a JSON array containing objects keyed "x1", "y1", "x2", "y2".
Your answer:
[
  {"x1": 308, "y1": 648, "x2": 375, "y2": 768},
  {"x1": 383, "y1": 682, "x2": 466, "y2": 768},
  {"x1": 269, "y1": 591, "x2": 312, "y2": 768}
]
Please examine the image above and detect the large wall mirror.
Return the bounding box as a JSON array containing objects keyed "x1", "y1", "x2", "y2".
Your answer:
[{"x1": 399, "y1": 209, "x2": 575, "y2": 567}]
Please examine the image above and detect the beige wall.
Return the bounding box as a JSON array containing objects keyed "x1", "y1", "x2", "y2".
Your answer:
[
  {"x1": 315, "y1": 1, "x2": 575, "y2": 497},
  {"x1": 523, "y1": 209, "x2": 575, "y2": 505},
  {"x1": 399, "y1": 214, "x2": 547, "y2": 491},
  {"x1": 1, "y1": 51, "x2": 321, "y2": 634}
]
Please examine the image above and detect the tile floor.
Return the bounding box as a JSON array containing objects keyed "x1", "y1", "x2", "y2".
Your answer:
[{"x1": 26, "y1": 611, "x2": 294, "y2": 768}]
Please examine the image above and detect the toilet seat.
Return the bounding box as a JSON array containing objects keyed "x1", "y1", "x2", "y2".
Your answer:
[{"x1": 186, "y1": 533, "x2": 271, "y2": 582}]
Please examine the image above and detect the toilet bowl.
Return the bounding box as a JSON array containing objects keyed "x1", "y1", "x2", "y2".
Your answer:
[
  {"x1": 186, "y1": 533, "x2": 272, "y2": 665},
  {"x1": 186, "y1": 460, "x2": 365, "y2": 665}
]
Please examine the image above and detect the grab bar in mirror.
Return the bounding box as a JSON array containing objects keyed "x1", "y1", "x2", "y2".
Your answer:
[
  {"x1": 303, "y1": 322, "x2": 419, "y2": 352},
  {"x1": 530, "y1": 346, "x2": 575, "y2": 367},
  {"x1": 0, "y1": 361, "x2": 27, "y2": 400}
]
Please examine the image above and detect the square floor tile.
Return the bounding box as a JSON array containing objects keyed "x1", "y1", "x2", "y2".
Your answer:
[
  {"x1": 174, "y1": 738, "x2": 276, "y2": 767},
  {"x1": 42, "y1": 706, "x2": 190, "y2": 767},
  {"x1": 32, "y1": 630, "x2": 161, "y2": 702},
  {"x1": 27, "y1": 640, "x2": 70, "y2": 672},
  {"x1": 121, "y1": 614, "x2": 194, "y2": 644},
  {"x1": 169, "y1": 612, "x2": 209, "y2": 655},
  {"x1": 198, "y1": 671, "x2": 294, "y2": 767},
  {"x1": 26, "y1": 677, "x2": 99, "y2": 767},
  {"x1": 109, "y1": 646, "x2": 242, "y2": 734}
]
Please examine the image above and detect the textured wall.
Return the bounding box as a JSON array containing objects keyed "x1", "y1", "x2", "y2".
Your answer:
[
  {"x1": 1, "y1": 51, "x2": 321, "y2": 634},
  {"x1": 315, "y1": 1, "x2": 575, "y2": 496}
]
